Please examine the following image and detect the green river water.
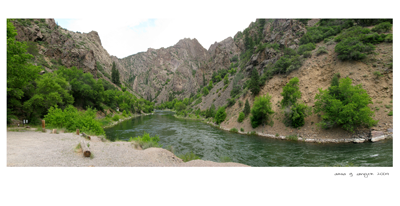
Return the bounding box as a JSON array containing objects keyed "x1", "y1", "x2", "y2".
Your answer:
[{"x1": 105, "y1": 110, "x2": 393, "y2": 167}]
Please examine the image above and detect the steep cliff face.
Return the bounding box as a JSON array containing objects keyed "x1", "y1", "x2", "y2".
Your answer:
[
  {"x1": 12, "y1": 19, "x2": 98, "y2": 78},
  {"x1": 119, "y1": 38, "x2": 209, "y2": 102}
]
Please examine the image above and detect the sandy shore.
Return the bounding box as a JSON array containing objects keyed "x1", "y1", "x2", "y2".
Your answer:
[{"x1": 7, "y1": 130, "x2": 249, "y2": 167}]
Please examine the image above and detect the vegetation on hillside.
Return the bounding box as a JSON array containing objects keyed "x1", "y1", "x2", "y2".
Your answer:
[{"x1": 7, "y1": 20, "x2": 154, "y2": 135}]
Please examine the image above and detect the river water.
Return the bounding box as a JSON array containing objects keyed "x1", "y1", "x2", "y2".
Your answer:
[{"x1": 105, "y1": 110, "x2": 392, "y2": 167}]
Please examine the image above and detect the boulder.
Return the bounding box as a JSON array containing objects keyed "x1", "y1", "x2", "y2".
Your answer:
[
  {"x1": 370, "y1": 131, "x2": 385, "y2": 142},
  {"x1": 353, "y1": 138, "x2": 365, "y2": 143}
]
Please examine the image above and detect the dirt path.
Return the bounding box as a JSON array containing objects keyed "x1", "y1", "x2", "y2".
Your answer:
[{"x1": 7, "y1": 131, "x2": 248, "y2": 167}]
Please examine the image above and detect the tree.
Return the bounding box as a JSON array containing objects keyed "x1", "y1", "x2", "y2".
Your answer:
[
  {"x1": 207, "y1": 80, "x2": 214, "y2": 91},
  {"x1": 215, "y1": 106, "x2": 227, "y2": 124},
  {"x1": 203, "y1": 87, "x2": 209, "y2": 95},
  {"x1": 249, "y1": 69, "x2": 260, "y2": 95},
  {"x1": 7, "y1": 19, "x2": 41, "y2": 122},
  {"x1": 111, "y1": 61, "x2": 121, "y2": 86},
  {"x1": 281, "y1": 77, "x2": 311, "y2": 128},
  {"x1": 243, "y1": 99, "x2": 251, "y2": 116},
  {"x1": 224, "y1": 74, "x2": 229, "y2": 85},
  {"x1": 250, "y1": 94, "x2": 274, "y2": 128},
  {"x1": 238, "y1": 112, "x2": 245, "y2": 122},
  {"x1": 314, "y1": 77, "x2": 378, "y2": 132},
  {"x1": 23, "y1": 73, "x2": 74, "y2": 119},
  {"x1": 281, "y1": 77, "x2": 301, "y2": 107},
  {"x1": 206, "y1": 104, "x2": 216, "y2": 118}
]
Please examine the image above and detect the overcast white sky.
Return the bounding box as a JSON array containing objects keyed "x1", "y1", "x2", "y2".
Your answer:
[{"x1": 55, "y1": 18, "x2": 256, "y2": 59}]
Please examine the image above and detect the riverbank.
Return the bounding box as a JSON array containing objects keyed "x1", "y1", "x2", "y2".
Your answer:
[
  {"x1": 102, "y1": 112, "x2": 154, "y2": 129},
  {"x1": 206, "y1": 121, "x2": 393, "y2": 144},
  {"x1": 7, "y1": 130, "x2": 249, "y2": 167}
]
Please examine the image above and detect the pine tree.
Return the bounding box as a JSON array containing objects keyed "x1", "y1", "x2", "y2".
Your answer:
[
  {"x1": 249, "y1": 69, "x2": 260, "y2": 95},
  {"x1": 243, "y1": 99, "x2": 251, "y2": 116},
  {"x1": 111, "y1": 62, "x2": 121, "y2": 86},
  {"x1": 203, "y1": 72, "x2": 206, "y2": 87}
]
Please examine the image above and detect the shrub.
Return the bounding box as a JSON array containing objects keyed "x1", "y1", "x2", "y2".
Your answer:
[
  {"x1": 129, "y1": 132, "x2": 161, "y2": 149},
  {"x1": 215, "y1": 107, "x2": 227, "y2": 124},
  {"x1": 203, "y1": 87, "x2": 209, "y2": 95},
  {"x1": 44, "y1": 105, "x2": 105, "y2": 135},
  {"x1": 314, "y1": 77, "x2": 378, "y2": 132},
  {"x1": 238, "y1": 112, "x2": 245, "y2": 122},
  {"x1": 250, "y1": 131, "x2": 257, "y2": 135},
  {"x1": 224, "y1": 74, "x2": 229, "y2": 85},
  {"x1": 371, "y1": 22, "x2": 392, "y2": 33},
  {"x1": 281, "y1": 77, "x2": 311, "y2": 128},
  {"x1": 178, "y1": 151, "x2": 201, "y2": 162},
  {"x1": 286, "y1": 134, "x2": 298, "y2": 141},
  {"x1": 240, "y1": 128, "x2": 244, "y2": 132},
  {"x1": 303, "y1": 51, "x2": 312, "y2": 58},
  {"x1": 230, "y1": 128, "x2": 238, "y2": 133},
  {"x1": 316, "y1": 46, "x2": 328, "y2": 55},
  {"x1": 373, "y1": 71, "x2": 383, "y2": 78},
  {"x1": 335, "y1": 37, "x2": 375, "y2": 60},
  {"x1": 385, "y1": 34, "x2": 393, "y2": 42},
  {"x1": 227, "y1": 98, "x2": 236, "y2": 107},
  {"x1": 250, "y1": 94, "x2": 274, "y2": 128},
  {"x1": 112, "y1": 114, "x2": 120, "y2": 121},
  {"x1": 297, "y1": 43, "x2": 316, "y2": 55},
  {"x1": 388, "y1": 111, "x2": 393, "y2": 116}
]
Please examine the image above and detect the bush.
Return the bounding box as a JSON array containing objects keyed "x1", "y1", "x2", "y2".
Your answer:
[
  {"x1": 297, "y1": 43, "x2": 316, "y2": 55},
  {"x1": 286, "y1": 134, "x2": 298, "y2": 141},
  {"x1": 281, "y1": 77, "x2": 311, "y2": 128},
  {"x1": 240, "y1": 128, "x2": 244, "y2": 132},
  {"x1": 373, "y1": 71, "x2": 383, "y2": 78},
  {"x1": 303, "y1": 51, "x2": 312, "y2": 58},
  {"x1": 316, "y1": 46, "x2": 328, "y2": 55},
  {"x1": 215, "y1": 107, "x2": 227, "y2": 124},
  {"x1": 238, "y1": 112, "x2": 245, "y2": 122},
  {"x1": 335, "y1": 37, "x2": 375, "y2": 61},
  {"x1": 44, "y1": 105, "x2": 105, "y2": 135},
  {"x1": 388, "y1": 111, "x2": 393, "y2": 116},
  {"x1": 371, "y1": 22, "x2": 392, "y2": 33},
  {"x1": 129, "y1": 132, "x2": 161, "y2": 149},
  {"x1": 227, "y1": 98, "x2": 236, "y2": 107},
  {"x1": 385, "y1": 34, "x2": 393, "y2": 42},
  {"x1": 203, "y1": 87, "x2": 209, "y2": 95},
  {"x1": 230, "y1": 128, "x2": 238, "y2": 133},
  {"x1": 178, "y1": 151, "x2": 201, "y2": 162},
  {"x1": 314, "y1": 77, "x2": 378, "y2": 132},
  {"x1": 250, "y1": 94, "x2": 274, "y2": 128},
  {"x1": 112, "y1": 114, "x2": 120, "y2": 121}
]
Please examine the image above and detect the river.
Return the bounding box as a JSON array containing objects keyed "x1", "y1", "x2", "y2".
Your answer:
[{"x1": 105, "y1": 110, "x2": 392, "y2": 167}]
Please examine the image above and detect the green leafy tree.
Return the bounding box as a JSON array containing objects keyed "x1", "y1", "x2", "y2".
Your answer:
[
  {"x1": 203, "y1": 87, "x2": 209, "y2": 95},
  {"x1": 224, "y1": 74, "x2": 229, "y2": 85},
  {"x1": 238, "y1": 112, "x2": 245, "y2": 123},
  {"x1": 314, "y1": 77, "x2": 378, "y2": 132},
  {"x1": 281, "y1": 77, "x2": 311, "y2": 128},
  {"x1": 215, "y1": 106, "x2": 227, "y2": 124},
  {"x1": 250, "y1": 94, "x2": 274, "y2": 128},
  {"x1": 243, "y1": 99, "x2": 251, "y2": 116},
  {"x1": 335, "y1": 37, "x2": 375, "y2": 61},
  {"x1": 206, "y1": 104, "x2": 216, "y2": 118},
  {"x1": 281, "y1": 77, "x2": 301, "y2": 107},
  {"x1": 23, "y1": 73, "x2": 74, "y2": 118},
  {"x1": 208, "y1": 80, "x2": 214, "y2": 91},
  {"x1": 249, "y1": 69, "x2": 260, "y2": 95},
  {"x1": 7, "y1": 19, "x2": 41, "y2": 122}
]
